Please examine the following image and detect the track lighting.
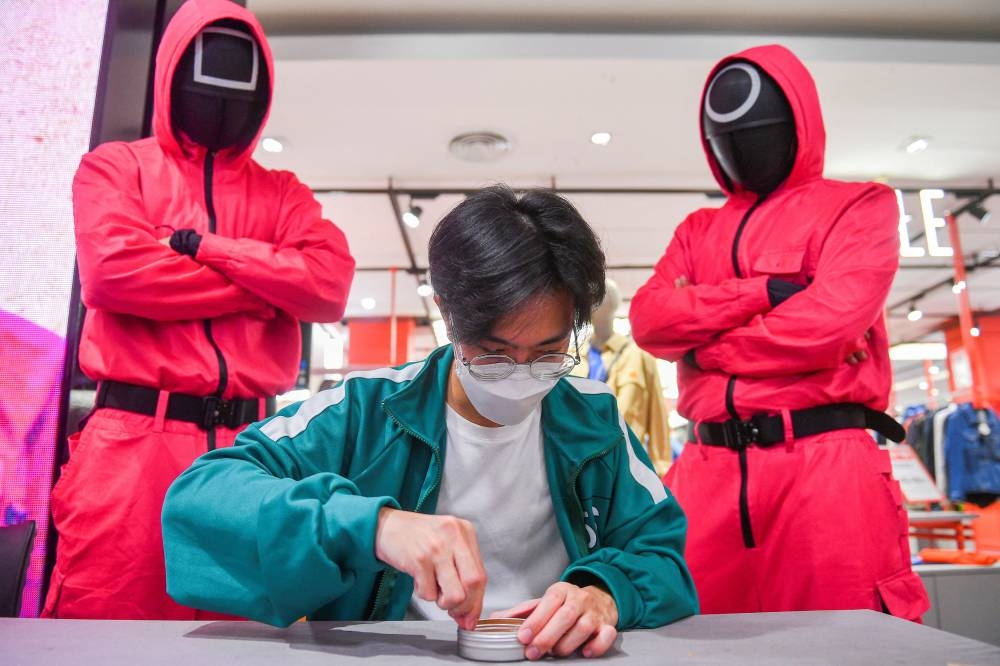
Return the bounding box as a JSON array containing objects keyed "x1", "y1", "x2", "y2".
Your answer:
[
  {"x1": 402, "y1": 203, "x2": 422, "y2": 229},
  {"x1": 968, "y1": 202, "x2": 992, "y2": 226}
]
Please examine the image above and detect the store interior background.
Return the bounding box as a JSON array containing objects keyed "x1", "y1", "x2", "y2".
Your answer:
[
  {"x1": 3, "y1": 0, "x2": 999, "y2": 632},
  {"x1": 240, "y1": 1, "x2": 1000, "y2": 427}
]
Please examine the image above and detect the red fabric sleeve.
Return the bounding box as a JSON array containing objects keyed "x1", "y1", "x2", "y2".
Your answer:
[
  {"x1": 73, "y1": 144, "x2": 273, "y2": 321},
  {"x1": 630, "y1": 212, "x2": 772, "y2": 362},
  {"x1": 195, "y1": 172, "x2": 355, "y2": 323},
  {"x1": 694, "y1": 186, "x2": 899, "y2": 377}
]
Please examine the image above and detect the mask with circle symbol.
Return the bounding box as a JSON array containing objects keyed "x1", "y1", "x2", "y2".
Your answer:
[{"x1": 701, "y1": 61, "x2": 797, "y2": 196}]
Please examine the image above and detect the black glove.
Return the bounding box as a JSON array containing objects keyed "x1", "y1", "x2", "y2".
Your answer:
[
  {"x1": 767, "y1": 278, "x2": 806, "y2": 307},
  {"x1": 169, "y1": 229, "x2": 203, "y2": 258}
]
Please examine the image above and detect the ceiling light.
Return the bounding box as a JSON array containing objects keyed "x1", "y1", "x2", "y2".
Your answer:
[
  {"x1": 952, "y1": 280, "x2": 966, "y2": 294},
  {"x1": 929, "y1": 365, "x2": 941, "y2": 375},
  {"x1": 261, "y1": 137, "x2": 284, "y2": 153},
  {"x1": 968, "y1": 202, "x2": 992, "y2": 225},
  {"x1": 416, "y1": 280, "x2": 433, "y2": 297},
  {"x1": 971, "y1": 326, "x2": 981, "y2": 337},
  {"x1": 906, "y1": 303, "x2": 923, "y2": 322},
  {"x1": 590, "y1": 131, "x2": 612, "y2": 146},
  {"x1": 903, "y1": 136, "x2": 930, "y2": 154},
  {"x1": 402, "y1": 204, "x2": 422, "y2": 229},
  {"x1": 889, "y1": 343, "x2": 947, "y2": 361},
  {"x1": 918, "y1": 381, "x2": 929, "y2": 391},
  {"x1": 360, "y1": 297, "x2": 376, "y2": 310}
]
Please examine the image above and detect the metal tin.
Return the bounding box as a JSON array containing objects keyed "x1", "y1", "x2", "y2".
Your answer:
[{"x1": 457, "y1": 618, "x2": 526, "y2": 662}]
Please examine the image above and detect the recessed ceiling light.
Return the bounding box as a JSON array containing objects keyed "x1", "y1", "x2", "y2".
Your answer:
[
  {"x1": 261, "y1": 137, "x2": 284, "y2": 153},
  {"x1": 590, "y1": 131, "x2": 612, "y2": 146},
  {"x1": 903, "y1": 136, "x2": 930, "y2": 154},
  {"x1": 360, "y1": 297, "x2": 376, "y2": 310}
]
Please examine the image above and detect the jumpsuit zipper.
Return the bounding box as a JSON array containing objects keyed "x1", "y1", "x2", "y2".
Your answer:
[
  {"x1": 728, "y1": 195, "x2": 766, "y2": 549},
  {"x1": 202, "y1": 151, "x2": 228, "y2": 450}
]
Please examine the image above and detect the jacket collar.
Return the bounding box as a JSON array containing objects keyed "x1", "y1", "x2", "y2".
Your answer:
[{"x1": 383, "y1": 345, "x2": 624, "y2": 466}]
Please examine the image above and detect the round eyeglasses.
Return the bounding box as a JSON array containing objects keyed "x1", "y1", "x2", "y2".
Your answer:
[{"x1": 456, "y1": 329, "x2": 581, "y2": 381}]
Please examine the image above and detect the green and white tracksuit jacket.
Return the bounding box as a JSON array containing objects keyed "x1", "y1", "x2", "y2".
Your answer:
[{"x1": 162, "y1": 344, "x2": 698, "y2": 628}]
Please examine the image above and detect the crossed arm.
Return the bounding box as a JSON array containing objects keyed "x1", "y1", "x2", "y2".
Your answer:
[{"x1": 630, "y1": 189, "x2": 900, "y2": 378}]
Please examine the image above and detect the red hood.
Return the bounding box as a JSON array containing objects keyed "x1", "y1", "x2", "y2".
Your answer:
[
  {"x1": 153, "y1": 0, "x2": 274, "y2": 164},
  {"x1": 699, "y1": 44, "x2": 826, "y2": 198}
]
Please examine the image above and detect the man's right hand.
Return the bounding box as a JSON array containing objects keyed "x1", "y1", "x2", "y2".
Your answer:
[{"x1": 374, "y1": 507, "x2": 487, "y2": 630}]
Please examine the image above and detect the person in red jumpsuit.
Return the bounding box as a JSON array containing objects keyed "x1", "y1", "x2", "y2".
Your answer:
[
  {"x1": 630, "y1": 44, "x2": 929, "y2": 620},
  {"x1": 43, "y1": 0, "x2": 355, "y2": 619}
]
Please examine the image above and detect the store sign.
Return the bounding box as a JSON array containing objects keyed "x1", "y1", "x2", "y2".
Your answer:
[
  {"x1": 896, "y1": 188, "x2": 953, "y2": 258},
  {"x1": 886, "y1": 444, "x2": 945, "y2": 504}
]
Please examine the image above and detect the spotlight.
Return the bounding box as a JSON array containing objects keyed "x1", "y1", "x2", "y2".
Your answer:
[
  {"x1": 590, "y1": 131, "x2": 612, "y2": 146},
  {"x1": 416, "y1": 280, "x2": 433, "y2": 297},
  {"x1": 968, "y1": 202, "x2": 992, "y2": 226},
  {"x1": 261, "y1": 137, "x2": 284, "y2": 153},
  {"x1": 402, "y1": 204, "x2": 422, "y2": 229},
  {"x1": 903, "y1": 136, "x2": 930, "y2": 154},
  {"x1": 906, "y1": 303, "x2": 923, "y2": 322},
  {"x1": 971, "y1": 326, "x2": 981, "y2": 337}
]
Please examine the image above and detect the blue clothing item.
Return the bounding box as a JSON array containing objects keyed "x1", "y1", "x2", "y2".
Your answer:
[
  {"x1": 587, "y1": 345, "x2": 608, "y2": 382},
  {"x1": 945, "y1": 403, "x2": 1000, "y2": 501}
]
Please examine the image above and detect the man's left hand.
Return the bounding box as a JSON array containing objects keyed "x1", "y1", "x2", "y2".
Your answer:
[{"x1": 491, "y1": 582, "x2": 618, "y2": 660}]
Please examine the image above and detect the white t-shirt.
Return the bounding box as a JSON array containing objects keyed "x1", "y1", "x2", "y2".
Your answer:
[{"x1": 408, "y1": 404, "x2": 569, "y2": 619}]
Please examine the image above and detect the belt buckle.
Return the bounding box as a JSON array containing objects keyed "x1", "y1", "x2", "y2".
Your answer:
[
  {"x1": 200, "y1": 396, "x2": 241, "y2": 430},
  {"x1": 721, "y1": 418, "x2": 760, "y2": 451}
]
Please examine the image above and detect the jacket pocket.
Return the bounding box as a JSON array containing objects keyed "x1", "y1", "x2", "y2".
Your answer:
[
  {"x1": 751, "y1": 247, "x2": 806, "y2": 278},
  {"x1": 876, "y1": 567, "x2": 931, "y2": 621}
]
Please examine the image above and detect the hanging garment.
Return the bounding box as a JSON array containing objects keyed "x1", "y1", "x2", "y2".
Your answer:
[
  {"x1": 577, "y1": 333, "x2": 671, "y2": 477},
  {"x1": 945, "y1": 403, "x2": 1000, "y2": 501}
]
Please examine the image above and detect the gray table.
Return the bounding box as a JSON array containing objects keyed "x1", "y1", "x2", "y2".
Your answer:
[{"x1": 3, "y1": 610, "x2": 1000, "y2": 665}]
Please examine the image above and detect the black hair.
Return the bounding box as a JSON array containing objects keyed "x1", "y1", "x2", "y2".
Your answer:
[{"x1": 428, "y1": 184, "x2": 606, "y2": 344}]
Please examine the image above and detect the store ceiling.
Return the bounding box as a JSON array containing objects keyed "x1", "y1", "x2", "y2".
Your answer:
[
  {"x1": 249, "y1": 1, "x2": 1000, "y2": 40},
  {"x1": 244, "y1": 1, "x2": 1000, "y2": 352}
]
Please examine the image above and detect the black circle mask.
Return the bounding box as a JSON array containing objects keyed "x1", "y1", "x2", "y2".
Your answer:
[
  {"x1": 170, "y1": 19, "x2": 269, "y2": 153},
  {"x1": 702, "y1": 61, "x2": 797, "y2": 196}
]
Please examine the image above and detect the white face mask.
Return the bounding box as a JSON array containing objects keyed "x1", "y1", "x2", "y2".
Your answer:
[{"x1": 455, "y1": 358, "x2": 558, "y2": 426}]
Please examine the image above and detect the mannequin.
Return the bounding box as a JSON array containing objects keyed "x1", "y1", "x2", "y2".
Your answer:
[{"x1": 576, "y1": 279, "x2": 670, "y2": 477}]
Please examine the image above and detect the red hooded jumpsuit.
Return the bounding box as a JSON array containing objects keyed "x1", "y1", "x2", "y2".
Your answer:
[
  {"x1": 630, "y1": 45, "x2": 929, "y2": 620},
  {"x1": 43, "y1": 0, "x2": 355, "y2": 619}
]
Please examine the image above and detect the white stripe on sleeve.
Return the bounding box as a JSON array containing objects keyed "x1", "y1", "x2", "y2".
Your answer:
[{"x1": 565, "y1": 377, "x2": 667, "y2": 504}]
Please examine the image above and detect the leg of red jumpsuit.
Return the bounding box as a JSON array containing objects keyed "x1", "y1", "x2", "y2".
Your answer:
[
  {"x1": 43, "y1": 408, "x2": 242, "y2": 619},
  {"x1": 751, "y1": 430, "x2": 930, "y2": 619},
  {"x1": 665, "y1": 442, "x2": 762, "y2": 613}
]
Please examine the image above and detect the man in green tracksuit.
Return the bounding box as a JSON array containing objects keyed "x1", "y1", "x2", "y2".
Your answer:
[{"x1": 162, "y1": 185, "x2": 698, "y2": 660}]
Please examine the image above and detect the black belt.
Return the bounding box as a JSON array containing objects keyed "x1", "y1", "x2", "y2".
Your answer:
[
  {"x1": 689, "y1": 403, "x2": 905, "y2": 450},
  {"x1": 96, "y1": 380, "x2": 274, "y2": 430}
]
